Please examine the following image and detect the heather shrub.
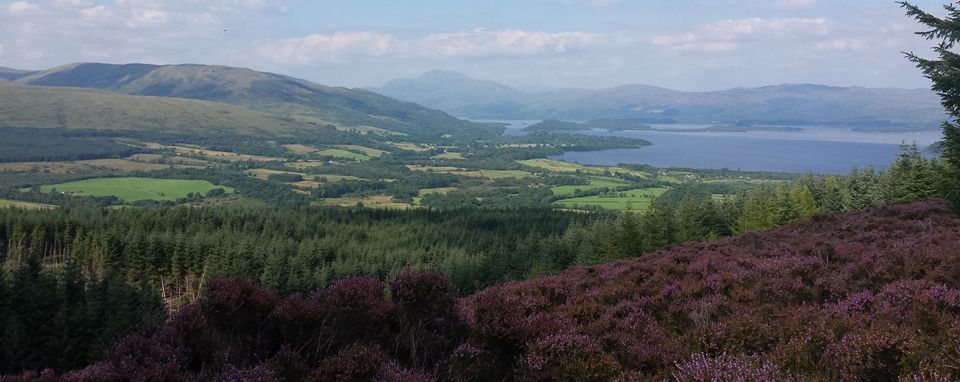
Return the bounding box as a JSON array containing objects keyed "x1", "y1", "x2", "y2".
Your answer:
[
  {"x1": 322, "y1": 276, "x2": 393, "y2": 348},
  {"x1": 262, "y1": 347, "x2": 310, "y2": 382},
  {"x1": 444, "y1": 343, "x2": 503, "y2": 382},
  {"x1": 377, "y1": 363, "x2": 437, "y2": 382},
  {"x1": 270, "y1": 292, "x2": 327, "y2": 361},
  {"x1": 306, "y1": 343, "x2": 387, "y2": 382},
  {"x1": 822, "y1": 327, "x2": 921, "y2": 381},
  {"x1": 389, "y1": 270, "x2": 463, "y2": 368},
  {"x1": 515, "y1": 334, "x2": 621, "y2": 381},
  {"x1": 221, "y1": 364, "x2": 276, "y2": 382},
  {"x1": 202, "y1": 278, "x2": 280, "y2": 367},
  {"x1": 672, "y1": 353, "x2": 795, "y2": 382}
]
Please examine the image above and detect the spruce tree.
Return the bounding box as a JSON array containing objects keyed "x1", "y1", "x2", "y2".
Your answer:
[
  {"x1": 901, "y1": 1, "x2": 960, "y2": 209},
  {"x1": 790, "y1": 185, "x2": 819, "y2": 220}
]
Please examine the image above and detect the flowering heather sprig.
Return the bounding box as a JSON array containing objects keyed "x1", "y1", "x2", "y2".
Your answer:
[
  {"x1": 672, "y1": 353, "x2": 795, "y2": 382},
  {"x1": 516, "y1": 334, "x2": 621, "y2": 382}
]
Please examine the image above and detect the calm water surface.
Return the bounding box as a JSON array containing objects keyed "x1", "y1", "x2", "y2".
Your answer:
[{"x1": 483, "y1": 120, "x2": 942, "y2": 174}]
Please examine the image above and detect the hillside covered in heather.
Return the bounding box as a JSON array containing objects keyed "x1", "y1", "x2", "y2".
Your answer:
[{"x1": 5, "y1": 199, "x2": 959, "y2": 381}]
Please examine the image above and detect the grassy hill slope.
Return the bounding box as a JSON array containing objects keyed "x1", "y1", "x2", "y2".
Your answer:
[
  {"x1": 0, "y1": 82, "x2": 306, "y2": 135},
  {"x1": 10, "y1": 63, "x2": 486, "y2": 138}
]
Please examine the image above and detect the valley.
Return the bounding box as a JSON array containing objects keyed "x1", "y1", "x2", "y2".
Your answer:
[{"x1": 0, "y1": 11, "x2": 956, "y2": 377}]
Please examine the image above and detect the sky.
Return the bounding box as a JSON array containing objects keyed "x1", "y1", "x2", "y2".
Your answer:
[{"x1": 0, "y1": 0, "x2": 950, "y2": 91}]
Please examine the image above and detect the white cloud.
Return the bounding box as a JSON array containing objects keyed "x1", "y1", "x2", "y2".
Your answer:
[
  {"x1": 260, "y1": 32, "x2": 396, "y2": 64},
  {"x1": 419, "y1": 29, "x2": 602, "y2": 57},
  {"x1": 79, "y1": 4, "x2": 107, "y2": 19},
  {"x1": 815, "y1": 39, "x2": 866, "y2": 51},
  {"x1": 132, "y1": 8, "x2": 171, "y2": 25},
  {"x1": 259, "y1": 29, "x2": 606, "y2": 64},
  {"x1": 0, "y1": 0, "x2": 292, "y2": 70},
  {"x1": 703, "y1": 18, "x2": 829, "y2": 39},
  {"x1": 7, "y1": 1, "x2": 39, "y2": 13},
  {"x1": 652, "y1": 17, "x2": 829, "y2": 53}
]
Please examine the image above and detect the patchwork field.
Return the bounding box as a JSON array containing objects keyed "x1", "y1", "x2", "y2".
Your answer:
[
  {"x1": 0, "y1": 199, "x2": 57, "y2": 210},
  {"x1": 479, "y1": 169, "x2": 535, "y2": 179},
  {"x1": 283, "y1": 144, "x2": 318, "y2": 154},
  {"x1": 388, "y1": 142, "x2": 434, "y2": 152},
  {"x1": 407, "y1": 165, "x2": 483, "y2": 177},
  {"x1": 518, "y1": 158, "x2": 588, "y2": 173},
  {"x1": 334, "y1": 125, "x2": 404, "y2": 136},
  {"x1": 556, "y1": 187, "x2": 669, "y2": 211},
  {"x1": 550, "y1": 177, "x2": 631, "y2": 196},
  {"x1": 247, "y1": 168, "x2": 362, "y2": 188},
  {"x1": 128, "y1": 154, "x2": 210, "y2": 166},
  {"x1": 418, "y1": 187, "x2": 457, "y2": 196},
  {"x1": 519, "y1": 159, "x2": 650, "y2": 178},
  {"x1": 285, "y1": 161, "x2": 326, "y2": 170},
  {"x1": 433, "y1": 152, "x2": 465, "y2": 160},
  {"x1": 134, "y1": 142, "x2": 281, "y2": 162},
  {"x1": 280, "y1": 145, "x2": 381, "y2": 161},
  {"x1": 316, "y1": 148, "x2": 371, "y2": 161},
  {"x1": 246, "y1": 169, "x2": 308, "y2": 180},
  {"x1": 0, "y1": 158, "x2": 202, "y2": 174},
  {"x1": 336, "y1": 145, "x2": 386, "y2": 158},
  {"x1": 38, "y1": 177, "x2": 234, "y2": 202},
  {"x1": 407, "y1": 165, "x2": 535, "y2": 180},
  {"x1": 318, "y1": 195, "x2": 414, "y2": 210}
]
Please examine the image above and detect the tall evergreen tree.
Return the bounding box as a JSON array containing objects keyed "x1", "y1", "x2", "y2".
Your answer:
[
  {"x1": 674, "y1": 198, "x2": 700, "y2": 244},
  {"x1": 901, "y1": 1, "x2": 960, "y2": 209}
]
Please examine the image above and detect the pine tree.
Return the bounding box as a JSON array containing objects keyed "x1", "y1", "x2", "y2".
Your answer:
[
  {"x1": 56, "y1": 257, "x2": 88, "y2": 370},
  {"x1": 901, "y1": 1, "x2": 960, "y2": 209},
  {"x1": 790, "y1": 185, "x2": 819, "y2": 220},
  {"x1": 820, "y1": 176, "x2": 844, "y2": 212},
  {"x1": 261, "y1": 245, "x2": 290, "y2": 293},
  {"x1": 610, "y1": 212, "x2": 643, "y2": 259},
  {"x1": 0, "y1": 270, "x2": 9, "y2": 373},
  {"x1": 674, "y1": 198, "x2": 700, "y2": 244}
]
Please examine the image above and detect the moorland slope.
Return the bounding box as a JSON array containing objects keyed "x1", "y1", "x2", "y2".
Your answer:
[{"x1": 18, "y1": 199, "x2": 960, "y2": 381}]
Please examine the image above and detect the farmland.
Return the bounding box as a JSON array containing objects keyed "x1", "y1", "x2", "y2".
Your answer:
[
  {"x1": 38, "y1": 177, "x2": 234, "y2": 202},
  {"x1": 0, "y1": 199, "x2": 56, "y2": 210},
  {"x1": 317, "y1": 194, "x2": 414, "y2": 209},
  {"x1": 550, "y1": 177, "x2": 631, "y2": 196},
  {"x1": 316, "y1": 148, "x2": 371, "y2": 161},
  {"x1": 555, "y1": 187, "x2": 670, "y2": 211}
]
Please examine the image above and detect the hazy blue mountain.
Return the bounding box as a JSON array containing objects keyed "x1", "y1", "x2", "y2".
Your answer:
[
  {"x1": 7, "y1": 63, "x2": 481, "y2": 137},
  {"x1": 374, "y1": 70, "x2": 535, "y2": 118},
  {"x1": 0, "y1": 67, "x2": 28, "y2": 81},
  {"x1": 375, "y1": 71, "x2": 946, "y2": 129}
]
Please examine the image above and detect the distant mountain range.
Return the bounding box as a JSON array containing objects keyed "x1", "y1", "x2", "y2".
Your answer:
[
  {"x1": 0, "y1": 63, "x2": 480, "y2": 137},
  {"x1": 374, "y1": 71, "x2": 947, "y2": 129}
]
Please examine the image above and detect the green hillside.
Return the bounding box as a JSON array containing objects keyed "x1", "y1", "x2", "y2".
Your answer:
[
  {"x1": 9, "y1": 63, "x2": 489, "y2": 139},
  {"x1": 0, "y1": 83, "x2": 307, "y2": 135}
]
